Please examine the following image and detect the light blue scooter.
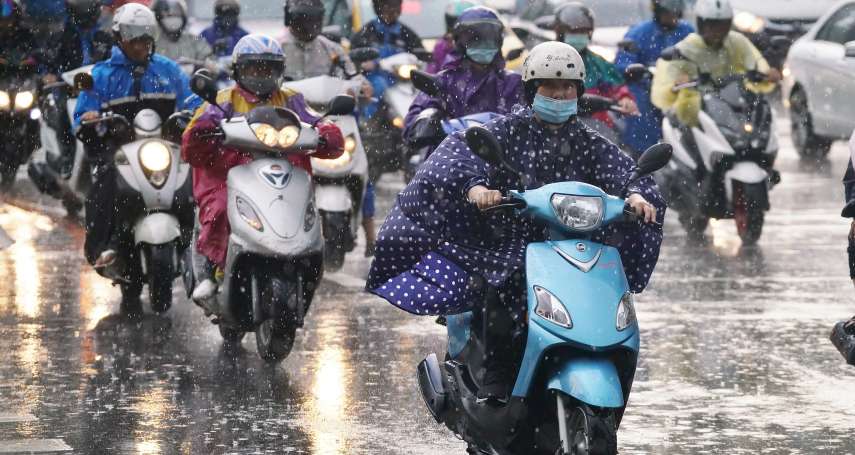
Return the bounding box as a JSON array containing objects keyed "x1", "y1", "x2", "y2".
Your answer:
[{"x1": 417, "y1": 127, "x2": 671, "y2": 455}]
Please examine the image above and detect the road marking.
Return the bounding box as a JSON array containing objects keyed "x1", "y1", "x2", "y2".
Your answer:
[
  {"x1": 0, "y1": 439, "x2": 72, "y2": 453},
  {"x1": 0, "y1": 413, "x2": 36, "y2": 423},
  {"x1": 323, "y1": 271, "x2": 366, "y2": 289}
]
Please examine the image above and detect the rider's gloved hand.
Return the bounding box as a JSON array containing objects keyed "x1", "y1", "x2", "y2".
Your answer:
[
  {"x1": 627, "y1": 193, "x2": 657, "y2": 224},
  {"x1": 467, "y1": 185, "x2": 502, "y2": 211},
  {"x1": 314, "y1": 122, "x2": 345, "y2": 159}
]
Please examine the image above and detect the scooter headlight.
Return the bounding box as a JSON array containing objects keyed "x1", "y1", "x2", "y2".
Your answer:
[
  {"x1": 551, "y1": 194, "x2": 603, "y2": 231},
  {"x1": 14, "y1": 91, "x2": 34, "y2": 110},
  {"x1": 616, "y1": 292, "x2": 636, "y2": 331},
  {"x1": 277, "y1": 125, "x2": 300, "y2": 148},
  {"x1": 344, "y1": 134, "x2": 357, "y2": 154},
  {"x1": 0, "y1": 91, "x2": 9, "y2": 110},
  {"x1": 533, "y1": 286, "x2": 572, "y2": 329},
  {"x1": 139, "y1": 141, "x2": 172, "y2": 172},
  {"x1": 392, "y1": 116, "x2": 405, "y2": 129},
  {"x1": 251, "y1": 123, "x2": 279, "y2": 148},
  {"x1": 396, "y1": 64, "x2": 417, "y2": 80},
  {"x1": 236, "y1": 196, "x2": 264, "y2": 232}
]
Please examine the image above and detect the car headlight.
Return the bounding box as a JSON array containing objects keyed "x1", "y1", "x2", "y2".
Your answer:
[
  {"x1": 534, "y1": 286, "x2": 572, "y2": 329},
  {"x1": 14, "y1": 91, "x2": 34, "y2": 110},
  {"x1": 236, "y1": 196, "x2": 264, "y2": 232},
  {"x1": 733, "y1": 11, "x2": 765, "y2": 34},
  {"x1": 252, "y1": 123, "x2": 279, "y2": 148},
  {"x1": 278, "y1": 125, "x2": 300, "y2": 148},
  {"x1": 616, "y1": 292, "x2": 636, "y2": 331},
  {"x1": 344, "y1": 134, "x2": 357, "y2": 153},
  {"x1": 304, "y1": 201, "x2": 316, "y2": 231},
  {"x1": 551, "y1": 194, "x2": 603, "y2": 231},
  {"x1": 396, "y1": 64, "x2": 417, "y2": 80},
  {"x1": 139, "y1": 141, "x2": 171, "y2": 172},
  {"x1": 0, "y1": 91, "x2": 9, "y2": 110}
]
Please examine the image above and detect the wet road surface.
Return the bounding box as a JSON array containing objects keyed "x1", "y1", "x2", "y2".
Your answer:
[{"x1": 1, "y1": 120, "x2": 855, "y2": 454}]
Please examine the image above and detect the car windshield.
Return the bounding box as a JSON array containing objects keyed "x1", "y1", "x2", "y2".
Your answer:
[
  {"x1": 358, "y1": 0, "x2": 449, "y2": 39},
  {"x1": 189, "y1": 0, "x2": 284, "y2": 20}
]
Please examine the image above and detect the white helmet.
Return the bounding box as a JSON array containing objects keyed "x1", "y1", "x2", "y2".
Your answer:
[
  {"x1": 522, "y1": 41, "x2": 585, "y2": 83},
  {"x1": 112, "y1": 3, "x2": 159, "y2": 42},
  {"x1": 694, "y1": 0, "x2": 733, "y2": 20}
]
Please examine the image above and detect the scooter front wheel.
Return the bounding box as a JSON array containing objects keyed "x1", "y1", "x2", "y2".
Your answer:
[
  {"x1": 147, "y1": 243, "x2": 176, "y2": 314},
  {"x1": 255, "y1": 278, "x2": 298, "y2": 363},
  {"x1": 558, "y1": 397, "x2": 617, "y2": 455},
  {"x1": 733, "y1": 183, "x2": 766, "y2": 246}
]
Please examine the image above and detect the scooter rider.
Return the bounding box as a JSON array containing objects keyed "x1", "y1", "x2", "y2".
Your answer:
[
  {"x1": 367, "y1": 41, "x2": 664, "y2": 402},
  {"x1": 200, "y1": 0, "x2": 248, "y2": 58},
  {"x1": 427, "y1": 0, "x2": 481, "y2": 74},
  {"x1": 279, "y1": 0, "x2": 378, "y2": 257},
  {"x1": 404, "y1": 6, "x2": 522, "y2": 143},
  {"x1": 553, "y1": 2, "x2": 639, "y2": 129},
  {"x1": 152, "y1": 0, "x2": 214, "y2": 69},
  {"x1": 73, "y1": 3, "x2": 194, "y2": 281},
  {"x1": 650, "y1": 0, "x2": 781, "y2": 129},
  {"x1": 0, "y1": 0, "x2": 36, "y2": 74},
  {"x1": 614, "y1": 0, "x2": 693, "y2": 154},
  {"x1": 183, "y1": 34, "x2": 345, "y2": 305}
]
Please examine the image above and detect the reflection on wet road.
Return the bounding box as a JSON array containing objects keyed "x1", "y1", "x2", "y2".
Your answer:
[{"x1": 1, "y1": 127, "x2": 854, "y2": 453}]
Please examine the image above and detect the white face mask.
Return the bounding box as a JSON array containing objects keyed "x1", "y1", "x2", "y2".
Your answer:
[{"x1": 160, "y1": 16, "x2": 184, "y2": 34}]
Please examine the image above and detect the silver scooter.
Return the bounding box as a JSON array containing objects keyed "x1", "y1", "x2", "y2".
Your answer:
[
  {"x1": 284, "y1": 75, "x2": 368, "y2": 270},
  {"x1": 188, "y1": 71, "x2": 356, "y2": 362}
]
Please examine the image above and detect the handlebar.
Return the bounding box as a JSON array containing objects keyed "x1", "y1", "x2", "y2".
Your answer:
[{"x1": 671, "y1": 70, "x2": 772, "y2": 93}]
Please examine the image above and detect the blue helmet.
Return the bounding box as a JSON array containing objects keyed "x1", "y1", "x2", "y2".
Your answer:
[
  {"x1": 452, "y1": 6, "x2": 504, "y2": 51},
  {"x1": 1, "y1": 0, "x2": 19, "y2": 19},
  {"x1": 232, "y1": 34, "x2": 286, "y2": 97}
]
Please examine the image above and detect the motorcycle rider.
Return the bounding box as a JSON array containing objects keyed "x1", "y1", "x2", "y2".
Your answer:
[
  {"x1": 614, "y1": 0, "x2": 693, "y2": 154},
  {"x1": 368, "y1": 41, "x2": 664, "y2": 402},
  {"x1": 650, "y1": 0, "x2": 781, "y2": 129},
  {"x1": 73, "y1": 3, "x2": 194, "y2": 304},
  {"x1": 427, "y1": 0, "x2": 481, "y2": 74},
  {"x1": 200, "y1": 0, "x2": 248, "y2": 58},
  {"x1": 279, "y1": 0, "x2": 378, "y2": 256},
  {"x1": 152, "y1": 0, "x2": 214, "y2": 70},
  {"x1": 552, "y1": 2, "x2": 639, "y2": 132},
  {"x1": 0, "y1": 0, "x2": 36, "y2": 74},
  {"x1": 404, "y1": 6, "x2": 522, "y2": 144},
  {"x1": 183, "y1": 34, "x2": 345, "y2": 305}
]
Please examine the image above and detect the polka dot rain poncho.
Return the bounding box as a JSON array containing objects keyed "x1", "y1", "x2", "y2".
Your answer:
[{"x1": 366, "y1": 106, "x2": 666, "y2": 317}]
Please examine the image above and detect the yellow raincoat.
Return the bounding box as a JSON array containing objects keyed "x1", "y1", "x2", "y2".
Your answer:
[{"x1": 651, "y1": 31, "x2": 775, "y2": 127}]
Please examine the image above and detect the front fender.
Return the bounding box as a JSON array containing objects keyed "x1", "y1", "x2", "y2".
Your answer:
[
  {"x1": 315, "y1": 184, "x2": 353, "y2": 212},
  {"x1": 547, "y1": 357, "x2": 624, "y2": 408},
  {"x1": 134, "y1": 213, "x2": 181, "y2": 245}
]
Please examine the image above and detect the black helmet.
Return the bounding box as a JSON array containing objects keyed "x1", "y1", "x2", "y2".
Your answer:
[
  {"x1": 554, "y1": 2, "x2": 594, "y2": 32},
  {"x1": 284, "y1": 0, "x2": 324, "y2": 26},
  {"x1": 67, "y1": 0, "x2": 101, "y2": 29},
  {"x1": 371, "y1": 0, "x2": 401, "y2": 16}
]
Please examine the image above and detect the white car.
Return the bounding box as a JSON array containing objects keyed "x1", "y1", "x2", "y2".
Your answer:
[{"x1": 783, "y1": 0, "x2": 855, "y2": 158}]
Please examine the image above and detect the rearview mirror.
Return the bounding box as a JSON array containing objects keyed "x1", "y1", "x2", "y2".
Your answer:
[
  {"x1": 465, "y1": 126, "x2": 504, "y2": 166},
  {"x1": 659, "y1": 46, "x2": 683, "y2": 62},
  {"x1": 534, "y1": 15, "x2": 553, "y2": 30},
  {"x1": 190, "y1": 69, "x2": 219, "y2": 107},
  {"x1": 411, "y1": 70, "x2": 440, "y2": 97},
  {"x1": 349, "y1": 47, "x2": 380, "y2": 63},
  {"x1": 618, "y1": 39, "x2": 638, "y2": 53},
  {"x1": 74, "y1": 72, "x2": 93, "y2": 91},
  {"x1": 636, "y1": 143, "x2": 673, "y2": 176},
  {"x1": 505, "y1": 48, "x2": 525, "y2": 61},
  {"x1": 578, "y1": 94, "x2": 615, "y2": 115},
  {"x1": 326, "y1": 95, "x2": 356, "y2": 116},
  {"x1": 623, "y1": 63, "x2": 649, "y2": 82},
  {"x1": 413, "y1": 48, "x2": 433, "y2": 62}
]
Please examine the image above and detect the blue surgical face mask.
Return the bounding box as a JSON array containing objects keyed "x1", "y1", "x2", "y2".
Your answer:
[
  {"x1": 563, "y1": 33, "x2": 590, "y2": 52},
  {"x1": 466, "y1": 46, "x2": 499, "y2": 65},
  {"x1": 533, "y1": 93, "x2": 578, "y2": 124}
]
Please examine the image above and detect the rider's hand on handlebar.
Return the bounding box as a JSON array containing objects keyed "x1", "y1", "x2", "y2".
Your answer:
[
  {"x1": 766, "y1": 67, "x2": 783, "y2": 83},
  {"x1": 467, "y1": 185, "x2": 503, "y2": 211},
  {"x1": 627, "y1": 193, "x2": 657, "y2": 224},
  {"x1": 80, "y1": 111, "x2": 100, "y2": 122},
  {"x1": 616, "y1": 97, "x2": 640, "y2": 116},
  {"x1": 361, "y1": 60, "x2": 377, "y2": 72}
]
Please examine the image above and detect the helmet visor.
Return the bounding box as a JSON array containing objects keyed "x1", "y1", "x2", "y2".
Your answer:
[{"x1": 117, "y1": 22, "x2": 159, "y2": 42}]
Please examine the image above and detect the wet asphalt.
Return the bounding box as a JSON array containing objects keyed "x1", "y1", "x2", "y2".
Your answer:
[{"x1": 1, "y1": 117, "x2": 855, "y2": 454}]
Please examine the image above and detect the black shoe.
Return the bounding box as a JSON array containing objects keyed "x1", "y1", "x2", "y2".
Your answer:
[{"x1": 476, "y1": 362, "x2": 513, "y2": 404}]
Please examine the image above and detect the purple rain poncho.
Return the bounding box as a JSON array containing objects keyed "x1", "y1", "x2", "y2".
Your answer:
[{"x1": 367, "y1": 106, "x2": 666, "y2": 316}]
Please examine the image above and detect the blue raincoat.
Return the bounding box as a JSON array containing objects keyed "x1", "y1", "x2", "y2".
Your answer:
[
  {"x1": 73, "y1": 47, "x2": 194, "y2": 129},
  {"x1": 614, "y1": 20, "x2": 693, "y2": 153},
  {"x1": 367, "y1": 107, "x2": 665, "y2": 316}
]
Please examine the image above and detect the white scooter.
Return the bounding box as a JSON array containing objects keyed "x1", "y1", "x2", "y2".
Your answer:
[
  {"x1": 656, "y1": 48, "x2": 779, "y2": 245},
  {"x1": 187, "y1": 71, "x2": 356, "y2": 362},
  {"x1": 284, "y1": 75, "x2": 368, "y2": 270}
]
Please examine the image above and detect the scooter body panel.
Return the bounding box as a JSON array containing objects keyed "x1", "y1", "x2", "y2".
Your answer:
[
  {"x1": 725, "y1": 161, "x2": 768, "y2": 203},
  {"x1": 546, "y1": 357, "x2": 625, "y2": 408}
]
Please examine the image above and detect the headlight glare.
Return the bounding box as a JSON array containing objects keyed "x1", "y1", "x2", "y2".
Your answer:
[
  {"x1": 533, "y1": 286, "x2": 572, "y2": 329},
  {"x1": 236, "y1": 196, "x2": 264, "y2": 232},
  {"x1": 396, "y1": 64, "x2": 417, "y2": 80},
  {"x1": 14, "y1": 91, "x2": 34, "y2": 110},
  {"x1": 252, "y1": 123, "x2": 279, "y2": 148},
  {"x1": 139, "y1": 141, "x2": 171, "y2": 172},
  {"x1": 551, "y1": 194, "x2": 603, "y2": 231},
  {"x1": 316, "y1": 150, "x2": 352, "y2": 170},
  {"x1": 392, "y1": 116, "x2": 405, "y2": 129},
  {"x1": 344, "y1": 135, "x2": 357, "y2": 153},
  {"x1": 616, "y1": 292, "x2": 636, "y2": 331},
  {"x1": 0, "y1": 91, "x2": 9, "y2": 110},
  {"x1": 733, "y1": 11, "x2": 765, "y2": 33}
]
